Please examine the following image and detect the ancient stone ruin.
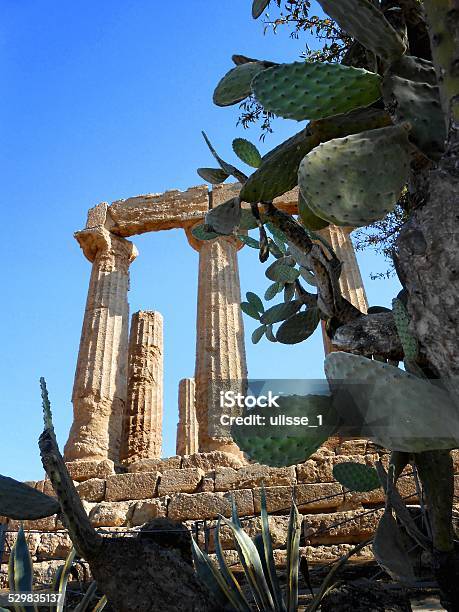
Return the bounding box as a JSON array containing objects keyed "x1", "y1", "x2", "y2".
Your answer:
[{"x1": 5, "y1": 181, "x2": 455, "y2": 587}]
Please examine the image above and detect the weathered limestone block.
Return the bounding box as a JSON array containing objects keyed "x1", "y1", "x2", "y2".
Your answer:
[
  {"x1": 105, "y1": 472, "x2": 159, "y2": 502},
  {"x1": 8, "y1": 515, "x2": 59, "y2": 532},
  {"x1": 176, "y1": 378, "x2": 198, "y2": 456},
  {"x1": 336, "y1": 440, "x2": 368, "y2": 455},
  {"x1": 158, "y1": 468, "x2": 204, "y2": 495},
  {"x1": 168, "y1": 489, "x2": 253, "y2": 521},
  {"x1": 130, "y1": 498, "x2": 168, "y2": 526},
  {"x1": 215, "y1": 465, "x2": 296, "y2": 492},
  {"x1": 274, "y1": 543, "x2": 374, "y2": 565},
  {"x1": 120, "y1": 311, "x2": 163, "y2": 464},
  {"x1": 303, "y1": 509, "x2": 384, "y2": 545},
  {"x1": 64, "y1": 227, "x2": 138, "y2": 462},
  {"x1": 3, "y1": 532, "x2": 40, "y2": 562},
  {"x1": 253, "y1": 483, "x2": 343, "y2": 514},
  {"x1": 198, "y1": 476, "x2": 215, "y2": 492},
  {"x1": 127, "y1": 456, "x2": 182, "y2": 473},
  {"x1": 0, "y1": 560, "x2": 65, "y2": 589},
  {"x1": 188, "y1": 190, "x2": 247, "y2": 454},
  {"x1": 182, "y1": 451, "x2": 245, "y2": 472},
  {"x1": 35, "y1": 532, "x2": 73, "y2": 561},
  {"x1": 108, "y1": 186, "x2": 210, "y2": 236},
  {"x1": 76, "y1": 478, "x2": 106, "y2": 502},
  {"x1": 297, "y1": 454, "x2": 379, "y2": 484},
  {"x1": 89, "y1": 501, "x2": 132, "y2": 527},
  {"x1": 65, "y1": 459, "x2": 115, "y2": 482}
]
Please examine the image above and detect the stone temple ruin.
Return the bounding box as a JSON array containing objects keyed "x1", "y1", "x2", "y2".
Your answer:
[{"x1": 4, "y1": 181, "x2": 446, "y2": 587}]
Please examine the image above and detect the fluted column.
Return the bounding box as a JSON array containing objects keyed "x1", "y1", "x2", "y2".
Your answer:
[
  {"x1": 120, "y1": 311, "x2": 164, "y2": 463},
  {"x1": 319, "y1": 226, "x2": 368, "y2": 354},
  {"x1": 64, "y1": 226, "x2": 138, "y2": 463},
  {"x1": 176, "y1": 378, "x2": 198, "y2": 456}
]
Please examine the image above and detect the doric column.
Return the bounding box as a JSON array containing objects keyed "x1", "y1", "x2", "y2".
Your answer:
[
  {"x1": 176, "y1": 378, "x2": 198, "y2": 456},
  {"x1": 120, "y1": 311, "x2": 164, "y2": 464},
  {"x1": 64, "y1": 226, "x2": 138, "y2": 463},
  {"x1": 319, "y1": 226, "x2": 368, "y2": 354},
  {"x1": 185, "y1": 185, "x2": 248, "y2": 455}
]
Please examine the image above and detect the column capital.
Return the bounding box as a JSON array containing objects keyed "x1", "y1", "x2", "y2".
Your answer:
[{"x1": 75, "y1": 226, "x2": 138, "y2": 264}]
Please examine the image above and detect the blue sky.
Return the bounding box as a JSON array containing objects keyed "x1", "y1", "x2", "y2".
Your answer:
[{"x1": 1, "y1": 1, "x2": 400, "y2": 481}]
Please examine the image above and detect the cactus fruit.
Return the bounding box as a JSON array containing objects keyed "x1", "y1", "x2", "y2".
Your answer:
[
  {"x1": 324, "y1": 352, "x2": 459, "y2": 452},
  {"x1": 191, "y1": 223, "x2": 220, "y2": 241},
  {"x1": 240, "y1": 127, "x2": 318, "y2": 203},
  {"x1": 383, "y1": 74, "x2": 445, "y2": 160},
  {"x1": 298, "y1": 191, "x2": 329, "y2": 231},
  {"x1": 197, "y1": 167, "x2": 229, "y2": 184},
  {"x1": 276, "y1": 308, "x2": 321, "y2": 344},
  {"x1": 231, "y1": 394, "x2": 339, "y2": 467},
  {"x1": 252, "y1": 61, "x2": 382, "y2": 121},
  {"x1": 317, "y1": 0, "x2": 406, "y2": 62},
  {"x1": 213, "y1": 61, "x2": 269, "y2": 107},
  {"x1": 332, "y1": 461, "x2": 381, "y2": 492},
  {"x1": 298, "y1": 124, "x2": 411, "y2": 227},
  {"x1": 260, "y1": 300, "x2": 302, "y2": 325},
  {"x1": 205, "y1": 197, "x2": 241, "y2": 235},
  {"x1": 232, "y1": 138, "x2": 262, "y2": 168},
  {"x1": 252, "y1": 0, "x2": 270, "y2": 19},
  {"x1": 392, "y1": 298, "x2": 419, "y2": 361},
  {"x1": 0, "y1": 474, "x2": 60, "y2": 520}
]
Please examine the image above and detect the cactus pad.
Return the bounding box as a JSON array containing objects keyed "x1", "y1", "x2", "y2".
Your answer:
[
  {"x1": 213, "y1": 61, "x2": 268, "y2": 107},
  {"x1": 233, "y1": 138, "x2": 262, "y2": 168},
  {"x1": 197, "y1": 168, "x2": 229, "y2": 184},
  {"x1": 252, "y1": 0, "x2": 270, "y2": 19},
  {"x1": 240, "y1": 127, "x2": 318, "y2": 203},
  {"x1": 0, "y1": 474, "x2": 60, "y2": 520},
  {"x1": 382, "y1": 74, "x2": 445, "y2": 160},
  {"x1": 312, "y1": 107, "x2": 393, "y2": 143},
  {"x1": 260, "y1": 300, "x2": 302, "y2": 325},
  {"x1": 390, "y1": 55, "x2": 437, "y2": 86},
  {"x1": 232, "y1": 394, "x2": 339, "y2": 467},
  {"x1": 205, "y1": 197, "x2": 241, "y2": 235},
  {"x1": 191, "y1": 224, "x2": 220, "y2": 241},
  {"x1": 276, "y1": 308, "x2": 321, "y2": 344},
  {"x1": 317, "y1": 0, "x2": 406, "y2": 62},
  {"x1": 298, "y1": 124, "x2": 411, "y2": 227},
  {"x1": 325, "y1": 352, "x2": 459, "y2": 452},
  {"x1": 252, "y1": 61, "x2": 382, "y2": 121},
  {"x1": 298, "y1": 192, "x2": 329, "y2": 231},
  {"x1": 392, "y1": 298, "x2": 419, "y2": 361},
  {"x1": 265, "y1": 258, "x2": 300, "y2": 283},
  {"x1": 333, "y1": 461, "x2": 380, "y2": 492}
]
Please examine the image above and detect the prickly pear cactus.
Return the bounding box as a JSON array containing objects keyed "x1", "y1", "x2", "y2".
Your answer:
[
  {"x1": 0, "y1": 474, "x2": 60, "y2": 520},
  {"x1": 191, "y1": 223, "x2": 220, "y2": 241},
  {"x1": 252, "y1": 0, "x2": 270, "y2": 19},
  {"x1": 231, "y1": 394, "x2": 339, "y2": 467},
  {"x1": 298, "y1": 124, "x2": 412, "y2": 227},
  {"x1": 205, "y1": 197, "x2": 241, "y2": 235},
  {"x1": 333, "y1": 461, "x2": 381, "y2": 492},
  {"x1": 276, "y1": 308, "x2": 321, "y2": 344},
  {"x1": 325, "y1": 352, "x2": 459, "y2": 452},
  {"x1": 390, "y1": 55, "x2": 437, "y2": 85},
  {"x1": 252, "y1": 61, "x2": 382, "y2": 121},
  {"x1": 317, "y1": 0, "x2": 406, "y2": 62},
  {"x1": 232, "y1": 138, "x2": 262, "y2": 168},
  {"x1": 392, "y1": 298, "x2": 419, "y2": 361},
  {"x1": 260, "y1": 300, "x2": 302, "y2": 325},
  {"x1": 240, "y1": 127, "x2": 318, "y2": 203},
  {"x1": 383, "y1": 74, "x2": 445, "y2": 160},
  {"x1": 213, "y1": 61, "x2": 269, "y2": 106},
  {"x1": 197, "y1": 167, "x2": 229, "y2": 184},
  {"x1": 298, "y1": 191, "x2": 329, "y2": 231}
]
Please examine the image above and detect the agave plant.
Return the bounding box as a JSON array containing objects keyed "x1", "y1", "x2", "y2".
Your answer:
[{"x1": 192, "y1": 488, "x2": 368, "y2": 611}]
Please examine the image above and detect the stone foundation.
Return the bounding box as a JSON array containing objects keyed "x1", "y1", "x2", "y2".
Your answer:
[{"x1": 3, "y1": 442, "x2": 457, "y2": 587}]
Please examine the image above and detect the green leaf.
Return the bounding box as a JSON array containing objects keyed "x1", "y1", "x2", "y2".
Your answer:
[
  {"x1": 246, "y1": 291, "x2": 264, "y2": 313},
  {"x1": 260, "y1": 487, "x2": 286, "y2": 611},
  {"x1": 333, "y1": 462, "x2": 380, "y2": 492},
  {"x1": 197, "y1": 167, "x2": 229, "y2": 184},
  {"x1": 276, "y1": 308, "x2": 321, "y2": 344},
  {"x1": 260, "y1": 301, "x2": 302, "y2": 325},
  {"x1": 233, "y1": 138, "x2": 262, "y2": 168},
  {"x1": 241, "y1": 301, "x2": 261, "y2": 320},
  {"x1": 265, "y1": 282, "x2": 282, "y2": 301},
  {"x1": 252, "y1": 0, "x2": 271, "y2": 19},
  {"x1": 252, "y1": 325, "x2": 267, "y2": 344},
  {"x1": 237, "y1": 234, "x2": 260, "y2": 248},
  {"x1": 286, "y1": 503, "x2": 301, "y2": 612}
]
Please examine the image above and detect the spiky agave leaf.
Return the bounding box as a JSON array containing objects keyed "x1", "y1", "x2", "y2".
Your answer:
[
  {"x1": 191, "y1": 537, "x2": 235, "y2": 609},
  {"x1": 259, "y1": 487, "x2": 286, "y2": 611},
  {"x1": 286, "y1": 501, "x2": 301, "y2": 612},
  {"x1": 9, "y1": 526, "x2": 35, "y2": 612},
  {"x1": 53, "y1": 548, "x2": 77, "y2": 612}
]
